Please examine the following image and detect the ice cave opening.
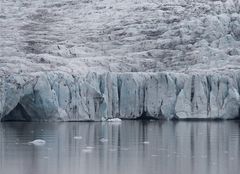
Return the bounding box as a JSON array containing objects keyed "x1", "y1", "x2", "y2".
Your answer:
[{"x1": 1, "y1": 103, "x2": 32, "y2": 122}]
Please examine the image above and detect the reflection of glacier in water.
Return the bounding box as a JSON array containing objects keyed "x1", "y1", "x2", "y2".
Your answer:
[{"x1": 0, "y1": 121, "x2": 240, "y2": 174}]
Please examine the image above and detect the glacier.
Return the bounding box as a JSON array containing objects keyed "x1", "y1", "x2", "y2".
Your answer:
[
  {"x1": 0, "y1": 71, "x2": 240, "y2": 121},
  {"x1": 1, "y1": 0, "x2": 240, "y2": 121}
]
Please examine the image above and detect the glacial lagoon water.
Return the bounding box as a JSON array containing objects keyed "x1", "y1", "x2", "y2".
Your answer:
[{"x1": 0, "y1": 121, "x2": 240, "y2": 174}]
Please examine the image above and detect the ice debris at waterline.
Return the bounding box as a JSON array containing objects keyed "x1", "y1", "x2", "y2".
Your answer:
[
  {"x1": 82, "y1": 148, "x2": 93, "y2": 153},
  {"x1": 142, "y1": 141, "x2": 150, "y2": 145},
  {"x1": 100, "y1": 138, "x2": 109, "y2": 143},
  {"x1": 0, "y1": 71, "x2": 240, "y2": 121},
  {"x1": 107, "y1": 118, "x2": 122, "y2": 122},
  {"x1": 28, "y1": 139, "x2": 46, "y2": 146},
  {"x1": 73, "y1": 136, "x2": 83, "y2": 140}
]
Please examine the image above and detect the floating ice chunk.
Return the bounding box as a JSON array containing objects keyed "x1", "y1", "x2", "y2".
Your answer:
[
  {"x1": 82, "y1": 148, "x2": 92, "y2": 153},
  {"x1": 151, "y1": 154, "x2": 159, "y2": 157},
  {"x1": 100, "y1": 138, "x2": 108, "y2": 143},
  {"x1": 74, "y1": 136, "x2": 83, "y2": 140},
  {"x1": 142, "y1": 141, "x2": 150, "y2": 144},
  {"x1": 28, "y1": 139, "x2": 46, "y2": 146},
  {"x1": 107, "y1": 118, "x2": 122, "y2": 122},
  {"x1": 85, "y1": 146, "x2": 94, "y2": 149}
]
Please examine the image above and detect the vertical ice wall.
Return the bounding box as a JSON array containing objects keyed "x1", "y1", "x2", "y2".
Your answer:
[{"x1": 0, "y1": 71, "x2": 239, "y2": 121}]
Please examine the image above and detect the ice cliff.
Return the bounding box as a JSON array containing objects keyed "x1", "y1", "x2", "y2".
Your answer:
[
  {"x1": 0, "y1": 71, "x2": 240, "y2": 121},
  {"x1": 0, "y1": 0, "x2": 240, "y2": 120}
]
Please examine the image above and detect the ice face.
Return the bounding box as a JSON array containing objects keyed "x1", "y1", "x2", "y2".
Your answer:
[{"x1": 0, "y1": 71, "x2": 239, "y2": 121}]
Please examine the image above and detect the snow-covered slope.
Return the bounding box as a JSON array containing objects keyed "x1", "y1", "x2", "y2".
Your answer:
[{"x1": 0, "y1": 0, "x2": 240, "y2": 120}]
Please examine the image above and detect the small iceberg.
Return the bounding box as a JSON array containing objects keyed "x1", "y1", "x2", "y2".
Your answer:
[
  {"x1": 82, "y1": 148, "x2": 93, "y2": 153},
  {"x1": 85, "y1": 146, "x2": 95, "y2": 149},
  {"x1": 107, "y1": 118, "x2": 122, "y2": 122},
  {"x1": 151, "y1": 154, "x2": 159, "y2": 157},
  {"x1": 82, "y1": 146, "x2": 94, "y2": 153},
  {"x1": 142, "y1": 141, "x2": 150, "y2": 144},
  {"x1": 74, "y1": 136, "x2": 83, "y2": 140},
  {"x1": 99, "y1": 138, "x2": 108, "y2": 143},
  {"x1": 28, "y1": 139, "x2": 46, "y2": 146}
]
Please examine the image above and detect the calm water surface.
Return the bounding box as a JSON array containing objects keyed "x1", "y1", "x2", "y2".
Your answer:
[{"x1": 0, "y1": 121, "x2": 240, "y2": 174}]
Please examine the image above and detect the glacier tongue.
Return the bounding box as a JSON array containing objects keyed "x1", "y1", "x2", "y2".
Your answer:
[
  {"x1": 1, "y1": 0, "x2": 240, "y2": 121},
  {"x1": 0, "y1": 71, "x2": 239, "y2": 121}
]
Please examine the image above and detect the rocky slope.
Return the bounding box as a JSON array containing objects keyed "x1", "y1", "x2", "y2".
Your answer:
[{"x1": 0, "y1": 0, "x2": 240, "y2": 120}]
